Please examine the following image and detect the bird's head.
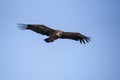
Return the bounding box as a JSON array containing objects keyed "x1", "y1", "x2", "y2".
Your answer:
[{"x1": 56, "y1": 30, "x2": 62, "y2": 37}]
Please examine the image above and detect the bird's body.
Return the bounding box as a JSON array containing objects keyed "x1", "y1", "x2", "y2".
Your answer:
[{"x1": 18, "y1": 24, "x2": 90, "y2": 44}]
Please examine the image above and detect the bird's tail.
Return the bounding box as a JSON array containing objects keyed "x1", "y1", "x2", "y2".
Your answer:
[{"x1": 17, "y1": 23, "x2": 28, "y2": 30}]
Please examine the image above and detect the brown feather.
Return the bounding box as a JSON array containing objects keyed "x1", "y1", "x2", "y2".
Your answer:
[
  {"x1": 60, "y1": 32, "x2": 90, "y2": 44},
  {"x1": 18, "y1": 24, "x2": 54, "y2": 36}
]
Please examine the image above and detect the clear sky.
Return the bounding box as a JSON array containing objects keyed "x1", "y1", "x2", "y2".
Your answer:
[{"x1": 0, "y1": 0, "x2": 120, "y2": 80}]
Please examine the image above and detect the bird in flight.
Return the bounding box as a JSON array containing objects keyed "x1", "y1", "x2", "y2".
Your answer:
[{"x1": 17, "y1": 23, "x2": 90, "y2": 44}]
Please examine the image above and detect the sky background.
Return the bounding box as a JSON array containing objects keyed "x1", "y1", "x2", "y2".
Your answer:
[{"x1": 0, "y1": 0, "x2": 120, "y2": 80}]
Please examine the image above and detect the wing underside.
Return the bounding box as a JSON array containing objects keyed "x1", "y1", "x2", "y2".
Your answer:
[
  {"x1": 61, "y1": 32, "x2": 90, "y2": 44},
  {"x1": 18, "y1": 24, "x2": 54, "y2": 36}
]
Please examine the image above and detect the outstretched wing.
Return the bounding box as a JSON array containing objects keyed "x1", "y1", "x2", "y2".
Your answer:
[
  {"x1": 17, "y1": 23, "x2": 55, "y2": 36},
  {"x1": 60, "y1": 32, "x2": 90, "y2": 44}
]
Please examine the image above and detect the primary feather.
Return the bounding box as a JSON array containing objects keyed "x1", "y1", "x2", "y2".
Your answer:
[{"x1": 61, "y1": 32, "x2": 90, "y2": 44}]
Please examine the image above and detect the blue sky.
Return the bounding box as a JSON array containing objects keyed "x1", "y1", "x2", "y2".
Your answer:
[{"x1": 0, "y1": 0, "x2": 120, "y2": 80}]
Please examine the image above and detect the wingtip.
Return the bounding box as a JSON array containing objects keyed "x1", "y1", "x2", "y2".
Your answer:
[
  {"x1": 79, "y1": 36, "x2": 91, "y2": 44},
  {"x1": 17, "y1": 23, "x2": 28, "y2": 30}
]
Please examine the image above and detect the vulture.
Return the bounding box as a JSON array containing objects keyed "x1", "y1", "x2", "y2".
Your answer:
[{"x1": 17, "y1": 24, "x2": 90, "y2": 44}]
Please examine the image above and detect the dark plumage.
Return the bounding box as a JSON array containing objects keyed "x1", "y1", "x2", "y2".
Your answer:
[{"x1": 17, "y1": 23, "x2": 91, "y2": 44}]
